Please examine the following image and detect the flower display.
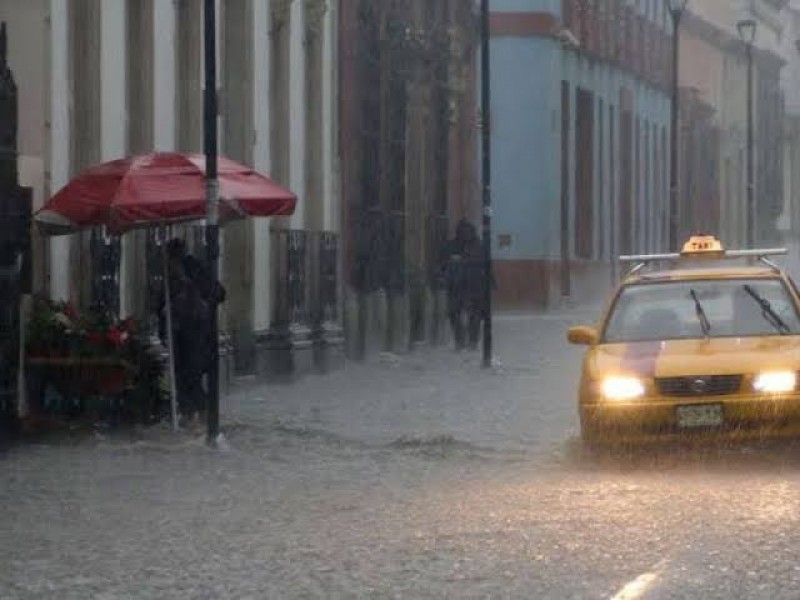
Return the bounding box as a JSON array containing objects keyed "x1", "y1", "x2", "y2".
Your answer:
[
  {"x1": 26, "y1": 296, "x2": 139, "y2": 361},
  {"x1": 25, "y1": 296, "x2": 167, "y2": 416}
]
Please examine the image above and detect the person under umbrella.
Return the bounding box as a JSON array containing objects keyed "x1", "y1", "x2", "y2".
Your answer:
[
  {"x1": 159, "y1": 239, "x2": 225, "y2": 424},
  {"x1": 35, "y1": 151, "x2": 297, "y2": 431}
]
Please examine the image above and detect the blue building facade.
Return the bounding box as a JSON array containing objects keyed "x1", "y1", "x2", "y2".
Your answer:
[{"x1": 489, "y1": 0, "x2": 674, "y2": 307}]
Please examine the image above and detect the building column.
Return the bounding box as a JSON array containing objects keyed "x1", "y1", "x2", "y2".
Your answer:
[
  {"x1": 252, "y1": 0, "x2": 272, "y2": 336},
  {"x1": 404, "y1": 30, "x2": 431, "y2": 347},
  {"x1": 221, "y1": 0, "x2": 256, "y2": 374},
  {"x1": 338, "y1": 0, "x2": 364, "y2": 359},
  {"x1": 305, "y1": 0, "x2": 325, "y2": 232},
  {"x1": 123, "y1": 0, "x2": 154, "y2": 320},
  {"x1": 176, "y1": 0, "x2": 202, "y2": 152},
  {"x1": 289, "y1": 0, "x2": 307, "y2": 228},
  {"x1": 270, "y1": 0, "x2": 291, "y2": 190},
  {"x1": 322, "y1": 0, "x2": 337, "y2": 233},
  {"x1": 305, "y1": 0, "x2": 343, "y2": 370},
  {"x1": 259, "y1": 0, "x2": 315, "y2": 380},
  {"x1": 47, "y1": 0, "x2": 70, "y2": 302},
  {"x1": 153, "y1": 0, "x2": 176, "y2": 151},
  {"x1": 68, "y1": 0, "x2": 102, "y2": 308},
  {"x1": 790, "y1": 122, "x2": 800, "y2": 270},
  {"x1": 100, "y1": 0, "x2": 127, "y2": 316}
]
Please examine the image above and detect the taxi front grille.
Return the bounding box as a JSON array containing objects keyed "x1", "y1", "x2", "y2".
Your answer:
[{"x1": 656, "y1": 375, "x2": 743, "y2": 397}]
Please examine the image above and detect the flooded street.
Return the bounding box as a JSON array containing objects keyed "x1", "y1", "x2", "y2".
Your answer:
[{"x1": 4, "y1": 313, "x2": 800, "y2": 599}]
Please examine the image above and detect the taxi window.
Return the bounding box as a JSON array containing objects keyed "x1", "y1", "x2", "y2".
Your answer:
[{"x1": 603, "y1": 278, "x2": 800, "y2": 343}]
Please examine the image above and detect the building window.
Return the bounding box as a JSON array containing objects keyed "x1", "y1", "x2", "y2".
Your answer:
[
  {"x1": 561, "y1": 81, "x2": 572, "y2": 295},
  {"x1": 620, "y1": 107, "x2": 633, "y2": 255},
  {"x1": 644, "y1": 121, "x2": 651, "y2": 252},
  {"x1": 270, "y1": 0, "x2": 292, "y2": 186},
  {"x1": 575, "y1": 87, "x2": 595, "y2": 259},
  {"x1": 634, "y1": 116, "x2": 641, "y2": 252},
  {"x1": 305, "y1": 0, "x2": 326, "y2": 230},
  {"x1": 658, "y1": 125, "x2": 666, "y2": 249},
  {"x1": 598, "y1": 98, "x2": 605, "y2": 259},
  {"x1": 176, "y1": 0, "x2": 202, "y2": 152},
  {"x1": 610, "y1": 104, "x2": 617, "y2": 261}
]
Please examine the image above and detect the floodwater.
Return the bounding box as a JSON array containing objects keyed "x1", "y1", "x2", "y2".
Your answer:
[{"x1": 3, "y1": 314, "x2": 800, "y2": 599}]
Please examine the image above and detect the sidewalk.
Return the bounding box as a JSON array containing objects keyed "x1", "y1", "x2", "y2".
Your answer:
[{"x1": 220, "y1": 311, "x2": 588, "y2": 457}]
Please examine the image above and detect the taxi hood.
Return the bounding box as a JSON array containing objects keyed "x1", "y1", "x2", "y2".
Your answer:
[{"x1": 589, "y1": 336, "x2": 800, "y2": 379}]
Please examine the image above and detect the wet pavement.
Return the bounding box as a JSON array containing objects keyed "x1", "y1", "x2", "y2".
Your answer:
[{"x1": 4, "y1": 312, "x2": 800, "y2": 599}]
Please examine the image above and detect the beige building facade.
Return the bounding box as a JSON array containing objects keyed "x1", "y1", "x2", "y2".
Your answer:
[
  {"x1": 677, "y1": 0, "x2": 787, "y2": 248},
  {"x1": 1, "y1": 0, "x2": 341, "y2": 373},
  {"x1": 779, "y1": 0, "x2": 800, "y2": 272}
]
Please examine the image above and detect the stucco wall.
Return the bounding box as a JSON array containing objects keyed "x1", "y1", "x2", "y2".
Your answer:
[
  {"x1": 0, "y1": 0, "x2": 46, "y2": 211},
  {"x1": 491, "y1": 36, "x2": 560, "y2": 261},
  {"x1": 491, "y1": 0, "x2": 559, "y2": 13},
  {"x1": 679, "y1": 32, "x2": 725, "y2": 113},
  {"x1": 490, "y1": 35, "x2": 671, "y2": 262}
]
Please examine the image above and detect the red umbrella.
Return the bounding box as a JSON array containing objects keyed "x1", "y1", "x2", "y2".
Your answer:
[
  {"x1": 35, "y1": 152, "x2": 296, "y2": 234},
  {"x1": 33, "y1": 151, "x2": 296, "y2": 432}
]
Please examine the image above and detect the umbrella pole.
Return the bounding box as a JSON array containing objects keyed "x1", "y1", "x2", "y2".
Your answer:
[{"x1": 161, "y1": 234, "x2": 179, "y2": 432}]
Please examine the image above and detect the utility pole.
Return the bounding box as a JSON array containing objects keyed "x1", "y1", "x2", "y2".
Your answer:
[
  {"x1": 745, "y1": 40, "x2": 755, "y2": 246},
  {"x1": 204, "y1": 0, "x2": 221, "y2": 446},
  {"x1": 738, "y1": 18, "x2": 757, "y2": 247},
  {"x1": 480, "y1": 0, "x2": 493, "y2": 369},
  {"x1": 668, "y1": 0, "x2": 687, "y2": 250}
]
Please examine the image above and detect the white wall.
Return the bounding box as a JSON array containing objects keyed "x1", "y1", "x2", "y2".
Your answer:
[
  {"x1": 289, "y1": 0, "x2": 306, "y2": 229},
  {"x1": 14, "y1": 0, "x2": 340, "y2": 332},
  {"x1": 252, "y1": 0, "x2": 272, "y2": 332},
  {"x1": 48, "y1": 0, "x2": 71, "y2": 302},
  {"x1": 781, "y1": 7, "x2": 800, "y2": 114},
  {"x1": 100, "y1": 0, "x2": 129, "y2": 315},
  {"x1": 323, "y1": 0, "x2": 336, "y2": 232},
  {"x1": 0, "y1": 0, "x2": 47, "y2": 217},
  {"x1": 153, "y1": 0, "x2": 176, "y2": 150}
]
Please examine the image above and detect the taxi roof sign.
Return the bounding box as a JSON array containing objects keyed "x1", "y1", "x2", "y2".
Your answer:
[
  {"x1": 618, "y1": 236, "x2": 788, "y2": 274},
  {"x1": 681, "y1": 235, "x2": 724, "y2": 255}
]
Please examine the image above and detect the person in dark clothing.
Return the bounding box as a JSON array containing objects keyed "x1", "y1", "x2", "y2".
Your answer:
[
  {"x1": 168, "y1": 273, "x2": 211, "y2": 419},
  {"x1": 159, "y1": 238, "x2": 226, "y2": 421},
  {"x1": 443, "y1": 219, "x2": 487, "y2": 351},
  {"x1": 166, "y1": 238, "x2": 226, "y2": 307}
]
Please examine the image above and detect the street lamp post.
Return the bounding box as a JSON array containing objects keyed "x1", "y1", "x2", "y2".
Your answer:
[
  {"x1": 480, "y1": 0, "x2": 493, "y2": 369},
  {"x1": 738, "y1": 18, "x2": 757, "y2": 247},
  {"x1": 668, "y1": 0, "x2": 687, "y2": 251},
  {"x1": 204, "y1": 0, "x2": 221, "y2": 446}
]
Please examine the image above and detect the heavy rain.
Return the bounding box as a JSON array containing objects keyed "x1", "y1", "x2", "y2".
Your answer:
[{"x1": 2, "y1": 0, "x2": 800, "y2": 599}]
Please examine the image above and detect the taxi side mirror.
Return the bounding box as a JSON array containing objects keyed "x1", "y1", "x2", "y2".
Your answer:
[{"x1": 567, "y1": 326, "x2": 598, "y2": 346}]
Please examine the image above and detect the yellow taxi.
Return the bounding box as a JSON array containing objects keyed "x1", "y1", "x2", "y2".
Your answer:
[{"x1": 567, "y1": 235, "x2": 800, "y2": 445}]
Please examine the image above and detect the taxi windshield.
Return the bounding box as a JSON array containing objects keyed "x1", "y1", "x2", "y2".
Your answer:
[{"x1": 603, "y1": 278, "x2": 800, "y2": 343}]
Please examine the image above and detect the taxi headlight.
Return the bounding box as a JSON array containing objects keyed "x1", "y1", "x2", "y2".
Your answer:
[
  {"x1": 753, "y1": 372, "x2": 797, "y2": 394},
  {"x1": 601, "y1": 376, "x2": 646, "y2": 401}
]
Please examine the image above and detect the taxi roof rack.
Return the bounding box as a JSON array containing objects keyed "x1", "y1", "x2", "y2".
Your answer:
[{"x1": 620, "y1": 248, "x2": 788, "y2": 276}]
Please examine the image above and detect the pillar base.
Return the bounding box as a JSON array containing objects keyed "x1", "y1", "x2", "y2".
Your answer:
[
  {"x1": 218, "y1": 333, "x2": 233, "y2": 397},
  {"x1": 230, "y1": 327, "x2": 256, "y2": 377},
  {"x1": 313, "y1": 321, "x2": 346, "y2": 373},
  {"x1": 255, "y1": 323, "x2": 314, "y2": 383}
]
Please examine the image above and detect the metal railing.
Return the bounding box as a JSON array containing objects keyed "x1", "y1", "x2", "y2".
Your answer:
[
  {"x1": 90, "y1": 228, "x2": 122, "y2": 315},
  {"x1": 271, "y1": 229, "x2": 340, "y2": 330}
]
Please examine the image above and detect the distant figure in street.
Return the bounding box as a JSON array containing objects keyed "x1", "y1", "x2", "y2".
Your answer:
[
  {"x1": 443, "y1": 219, "x2": 487, "y2": 351},
  {"x1": 159, "y1": 238, "x2": 226, "y2": 422}
]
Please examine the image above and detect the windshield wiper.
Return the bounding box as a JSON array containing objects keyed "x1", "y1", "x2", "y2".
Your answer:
[
  {"x1": 743, "y1": 284, "x2": 791, "y2": 335},
  {"x1": 690, "y1": 289, "x2": 712, "y2": 338}
]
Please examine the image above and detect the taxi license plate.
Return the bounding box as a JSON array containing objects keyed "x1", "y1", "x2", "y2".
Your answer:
[{"x1": 676, "y1": 404, "x2": 723, "y2": 428}]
